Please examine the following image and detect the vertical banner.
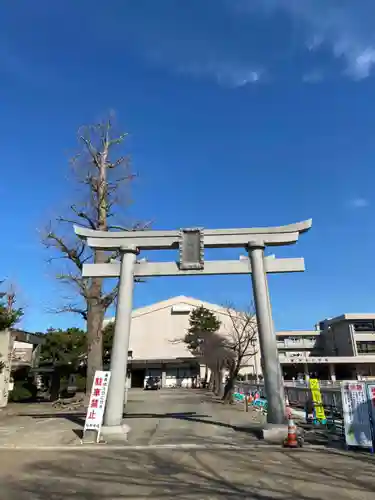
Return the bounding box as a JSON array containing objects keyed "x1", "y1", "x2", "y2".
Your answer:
[
  {"x1": 341, "y1": 381, "x2": 373, "y2": 450},
  {"x1": 366, "y1": 382, "x2": 375, "y2": 437},
  {"x1": 84, "y1": 370, "x2": 111, "y2": 442},
  {"x1": 309, "y1": 378, "x2": 326, "y2": 423}
]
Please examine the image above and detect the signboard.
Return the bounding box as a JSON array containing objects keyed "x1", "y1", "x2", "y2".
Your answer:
[
  {"x1": 286, "y1": 357, "x2": 329, "y2": 364},
  {"x1": 309, "y1": 378, "x2": 326, "y2": 423},
  {"x1": 84, "y1": 370, "x2": 111, "y2": 442},
  {"x1": 366, "y1": 382, "x2": 375, "y2": 434},
  {"x1": 341, "y1": 381, "x2": 373, "y2": 450},
  {"x1": 179, "y1": 228, "x2": 204, "y2": 270}
]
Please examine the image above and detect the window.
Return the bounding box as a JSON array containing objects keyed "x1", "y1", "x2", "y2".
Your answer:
[
  {"x1": 353, "y1": 321, "x2": 375, "y2": 332},
  {"x1": 356, "y1": 341, "x2": 375, "y2": 354}
]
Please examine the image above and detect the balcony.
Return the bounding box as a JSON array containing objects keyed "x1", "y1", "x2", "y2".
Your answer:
[{"x1": 354, "y1": 333, "x2": 375, "y2": 342}]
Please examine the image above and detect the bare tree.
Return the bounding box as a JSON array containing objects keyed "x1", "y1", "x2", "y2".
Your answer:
[
  {"x1": 221, "y1": 304, "x2": 258, "y2": 403},
  {"x1": 43, "y1": 117, "x2": 148, "y2": 393}
]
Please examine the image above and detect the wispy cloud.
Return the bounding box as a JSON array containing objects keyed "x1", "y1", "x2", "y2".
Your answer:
[
  {"x1": 176, "y1": 61, "x2": 263, "y2": 88},
  {"x1": 302, "y1": 70, "x2": 324, "y2": 84},
  {"x1": 113, "y1": 1, "x2": 375, "y2": 86},
  {"x1": 232, "y1": 0, "x2": 375, "y2": 81},
  {"x1": 0, "y1": 37, "x2": 58, "y2": 87},
  {"x1": 144, "y1": 47, "x2": 263, "y2": 89},
  {"x1": 348, "y1": 197, "x2": 370, "y2": 209}
]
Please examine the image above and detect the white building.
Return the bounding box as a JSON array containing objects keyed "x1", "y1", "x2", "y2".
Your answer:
[
  {"x1": 279, "y1": 315, "x2": 375, "y2": 381},
  {"x1": 104, "y1": 296, "x2": 261, "y2": 388},
  {"x1": 105, "y1": 296, "x2": 375, "y2": 386}
]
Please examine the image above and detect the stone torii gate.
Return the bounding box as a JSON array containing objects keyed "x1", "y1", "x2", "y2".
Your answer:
[{"x1": 75, "y1": 219, "x2": 312, "y2": 438}]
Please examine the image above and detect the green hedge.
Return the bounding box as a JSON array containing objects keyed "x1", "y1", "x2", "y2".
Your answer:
[{"x1": 9, "y1": 380, "x2": 38, "y2": 402}]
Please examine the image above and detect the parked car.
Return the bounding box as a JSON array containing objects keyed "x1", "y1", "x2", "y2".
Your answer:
[{"x1": 144, "y1": 376, "x2": 161, "y2": 390}]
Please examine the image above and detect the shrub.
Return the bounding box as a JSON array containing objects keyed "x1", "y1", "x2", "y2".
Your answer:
[{"x1": 9, "y1": 380, "x2": 38, "y2": 402}]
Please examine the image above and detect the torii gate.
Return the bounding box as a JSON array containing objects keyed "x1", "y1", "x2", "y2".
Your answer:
[{"x1": 75, "y1": 219, "x2": 312, "y2": 437}]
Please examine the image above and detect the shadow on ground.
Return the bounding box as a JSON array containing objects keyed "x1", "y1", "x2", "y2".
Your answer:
[
  {"x1": 18, "y1": 410, "x2": 264, "y2": 443},
  {"x1": 2, "y1": 447, "x2": 375, "y2": 499}
]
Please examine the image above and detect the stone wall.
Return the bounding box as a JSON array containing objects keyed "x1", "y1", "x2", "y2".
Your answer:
[{"x1": 0, "y1": 330, "x2": 13, "y2": 408}]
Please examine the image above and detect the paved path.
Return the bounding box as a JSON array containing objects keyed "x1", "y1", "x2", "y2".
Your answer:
[
  {"x1": 0, "y1": 389, "x2": 264, "y2": 448},
  {"x1": 1, "y1": 390, "x2": 374, "y2": 498},
  {"x1": 1, "y1": 447, "x2": 375, "y2": 499},
  {"x1": 124, "y1": 389, "x2": 264, "y2": 446}
]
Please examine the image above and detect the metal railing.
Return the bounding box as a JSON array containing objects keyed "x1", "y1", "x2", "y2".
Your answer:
[{"x1": 235, "y1": 380, "x2": 345, "y2": 440}]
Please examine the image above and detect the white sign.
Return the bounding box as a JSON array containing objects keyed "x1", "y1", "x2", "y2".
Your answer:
[
  {"x1": 366, "y1": 383, "x2": 375, "y2": 436},
  {"x1": 341, "y1": 381, "x2": 373, "y2": 450},
  {"x1": 283, "y1": 357, "x2": 329, "y2": 364},
  {"x1": 84, "y1": 370, "x2": 111, "y2": 442}
]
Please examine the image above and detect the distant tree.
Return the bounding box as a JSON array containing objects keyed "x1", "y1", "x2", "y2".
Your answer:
[
  {"x1": 221, "y1": 304, "x2": 258, "y2": 403},
  {"x1": 185, "y1": 306, "x2": 222, "y2": 385},
  {"x1": 40, "y1": 327, "x2": 87, "y2": 368},
  {"x1": 39, "y1": 323, "x2": 116, "y2": 372},
  {"x1": 43, "y1": 116, "x2": 150, "y2": 393},
  {"x1": 102, "y1": 321, "x2": 115, "y2": 365},
  {"x1": 0, "y1": 281, "x2": 23, "y2": 331}
]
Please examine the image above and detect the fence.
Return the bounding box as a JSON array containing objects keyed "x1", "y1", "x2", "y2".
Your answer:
[
  {"x1": 237, "y1": 380, "x2": 342, "y2": 409},
  {"x1": 235, "y1": 380, "x2": 345, "y2": 439}
]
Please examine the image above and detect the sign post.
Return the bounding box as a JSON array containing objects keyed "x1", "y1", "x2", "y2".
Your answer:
[
  {"x1": 366, "y1": 382, "x2": 375, "y2": 445},
  {"x1": 83, "y1": 370, "x2": 111, "y2": 443},
  {"x1": 309, "y1": 378, "x2": 326, "y2": 424},
  {"x1": 341, "y1": 381, "x2": 373, "y2": 451}
]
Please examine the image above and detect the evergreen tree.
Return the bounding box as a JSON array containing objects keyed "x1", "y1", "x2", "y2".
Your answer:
[
  {"x1": 184, "y1": 306, "x2": 221, "y2": 355},
  {"x1": 40, "y1": 327, "x2": 87, "y2": 367},
  {"x1": 0, "y1": 282, "x2": 23, "y2": 331}
]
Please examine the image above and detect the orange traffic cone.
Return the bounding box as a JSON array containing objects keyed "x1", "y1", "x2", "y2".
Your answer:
[{"x1": 283, "y1": 418, "x2": 299, "y2": 448}]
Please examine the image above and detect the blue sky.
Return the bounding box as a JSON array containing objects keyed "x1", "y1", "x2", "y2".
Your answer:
[{"x1": 1, "y1": 0, "x2": 375, "y2": 332}]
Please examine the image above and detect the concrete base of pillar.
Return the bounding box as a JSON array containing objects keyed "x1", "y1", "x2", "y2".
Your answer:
[
  {"x1": 100, "y1": 422, "x2": 131, "y2": 443},
  {"x1": 260, "y1": 424, "x2": 288, "y2": 444}
]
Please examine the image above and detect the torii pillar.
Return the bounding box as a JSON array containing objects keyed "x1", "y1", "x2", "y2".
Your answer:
[{"x1": 248, "y1": 241, "x2": 285, "y2": 423}]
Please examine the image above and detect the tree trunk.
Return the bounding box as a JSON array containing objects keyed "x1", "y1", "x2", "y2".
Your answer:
[
  {"x1": 222, "y1": 370, "x2": 239, "y2": 403},
  {"x1": 85, "y1": 293, "x2": 105, "y2": 394},
  {"x1": 204, "y1": 364, "x2": 208, "y2": 386},
  {"x1": 208, "y1": 369, "x2": 216, "y2": 392},
  {"x1": 85, "y1": 251, "x2": 106, "y2": 394},
  {"x1": 85, "y1": 138, "x2": 108, "y2": 396},
  {"x1": 217, "y1": 369, "x2": 225, "y2": 398},
  {"x1": 213, "y1": 370, "x2": 221, "y2": 396}
]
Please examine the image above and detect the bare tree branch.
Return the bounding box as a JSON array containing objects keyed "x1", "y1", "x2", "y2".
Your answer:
[
  {"x1": 221, "y1": 303, "x2": 258, "y2": 402},
  {"x1": 47, "y1": 304, "x2": 88, "y2": 321},
  {"x1": 101, "y1": 284, "x2": 119, "y2": 310},
  {"x1": 42, "y1": 115, "x2": 151, "y2": 393}
]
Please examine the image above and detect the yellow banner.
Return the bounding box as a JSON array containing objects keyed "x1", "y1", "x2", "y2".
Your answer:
[{"x1": 309, "y1": 378, "x2": 326, "y2": 422}]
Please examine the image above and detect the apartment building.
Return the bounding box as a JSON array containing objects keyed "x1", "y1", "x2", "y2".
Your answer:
[{"x1": 278, "y1": 314, "x2": 375, "y2": 381}]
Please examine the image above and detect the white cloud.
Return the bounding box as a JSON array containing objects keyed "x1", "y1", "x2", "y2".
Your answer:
[
  {"x1": 177, "y1": 61, "x2": 263, "y2": 87},
  {"x1": 231, "y1": 0, "x2": 375, "y2": 80},
  {"x1": 306, "y1": 34, "x2": 325, "y2": 52},
  {"x1": 348, "y1": 197, "x2": 370, "y2": 209},
  {"x1": 346, "y1": 47, "x2": 375, "y2": 80},
  {"x1": 115, "y1": 1, "x2": 375, "y2": 86}
]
